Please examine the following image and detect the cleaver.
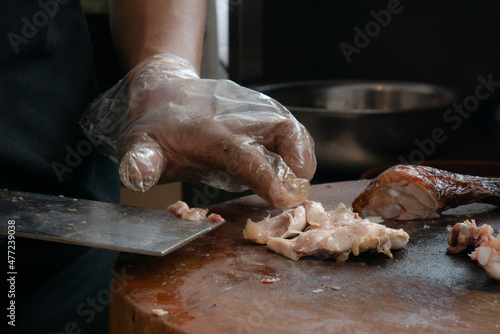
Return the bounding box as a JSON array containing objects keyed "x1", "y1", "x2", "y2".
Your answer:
[{"x1": 0, "y1": 188, "x2": 224, "y2": 256}]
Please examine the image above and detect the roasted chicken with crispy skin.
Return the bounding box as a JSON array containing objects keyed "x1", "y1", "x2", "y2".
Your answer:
[{"x1": 352, "y1": 165, "x2": 500, "y2": 220}]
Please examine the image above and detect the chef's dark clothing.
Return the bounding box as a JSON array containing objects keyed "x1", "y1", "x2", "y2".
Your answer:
[{"x1": 1, "y1": 1, "x2": 120, "y2": 333}]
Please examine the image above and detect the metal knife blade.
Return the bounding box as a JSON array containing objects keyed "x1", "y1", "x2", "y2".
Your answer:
[{"x1": 0, "y1": 189, "x2": 224, "y2": 256}]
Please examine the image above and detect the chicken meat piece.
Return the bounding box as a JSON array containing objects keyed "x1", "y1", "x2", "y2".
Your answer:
[
  {"x1": 243, "y1": 200, "x2": 332, "y2": 244},
  {"x1": 244, "y1": 201, "x2": 409, "y2": 261},
  {"x1": 446, "y1": 220, "x2": 494, "y2": 254},
  {"x1": 278, "y1": 203, "x2": 408, "y2": 261},
  {"x1": 167, "y1": 200, "x2": 209, "y2": 220},
  {"x1": 352, "y1": 164, "x2": 500, "y2": 220},
  {"x1": 293, "y1": 215, "x2": 408, "y2": 259},
  {"x1": 469, "y1": 233, "x2": 500, "y2": 281},
  {"x1": 302, "y1": 200, "x2": 330, "y2": 227},
  {"x1": 266, "y1": 237, "x2": 302, "y2": 261},
  {"x1": 167, "y1": 200, "x2": 225, "y2": 222},
  {"x1": 446, "y1": 220, "x2": 500, "y2": 281},
  {"x1": 243, "y1": 205, "x2": 307, "y2": 244}
]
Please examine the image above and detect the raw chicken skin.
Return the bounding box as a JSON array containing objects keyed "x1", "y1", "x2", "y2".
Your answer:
[
  {"x1": 244, "y1": 200, "x2": 409, "y2": 261},
  {"x1": 352, "y1": 165, "x2": 500, "y2": 220},
  {"x1": 447, "y1": 220, "x2": 500, "y2": 281}
]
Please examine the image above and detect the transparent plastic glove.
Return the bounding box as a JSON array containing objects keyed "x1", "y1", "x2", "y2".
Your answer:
[{"x1": 81, "y1": 54, "x2": 316, "y2": 208}]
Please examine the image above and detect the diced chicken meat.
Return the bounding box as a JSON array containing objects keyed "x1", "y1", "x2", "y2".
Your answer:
[
  {"x1": 207, "y1": 213, "x2": 226, "y2": 223},
  {"x1": 167, "y1": 200, "x2": 225, "y2": 222},
  {"x1": 446, "y1": 220, "x2": 493, "y2": 254},
  {"x1": 447, "y1": 220, "x2": 500, "y2": 281},
  {"x1": 244, "y1": 200, "x2": 409, "y2": 261},
  {"x1": 302, "y1": 200, "x2": 330, "y2": 227},
  {"x1": 469, "y1": 235, "x2": 500, "y2": 281},
  {"x1": 266, "y1": 237, "x2": 302, "y2": 261},
  {"x1": 167, "y1": 200, "x2": 208, "y2": 220},
  {"x1": 243, "y1": 205, "x2": 307, "y2": 244},
  {"x1": 292, "y1": 219, "x2": 405, "y2": 260}
]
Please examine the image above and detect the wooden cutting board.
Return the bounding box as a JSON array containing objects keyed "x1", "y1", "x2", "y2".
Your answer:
[{"x1": 109, "y1": 180, "x2": 500, "y2": 334}]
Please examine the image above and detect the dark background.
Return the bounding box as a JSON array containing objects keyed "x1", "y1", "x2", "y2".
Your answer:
[{"x1": 258, "y1": 0, "x2": 500, "y2": 99}]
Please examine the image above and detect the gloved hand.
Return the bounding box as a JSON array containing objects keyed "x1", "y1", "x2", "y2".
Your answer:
[{"x1": 81, "y1": 54, "x2": 316, "y2": 208}]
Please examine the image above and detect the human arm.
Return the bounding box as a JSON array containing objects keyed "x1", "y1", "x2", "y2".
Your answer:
[
  {"x1": 83, "y1": 0, "x2": 317, "y2": 208},
  {"x1": 109, "y1": 0, "x2": 206, "y2": 72}
]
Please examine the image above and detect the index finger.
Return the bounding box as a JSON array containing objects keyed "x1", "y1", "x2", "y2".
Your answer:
[{"x1": 198, "y1": 135, "x2": 310, "y2": 208}]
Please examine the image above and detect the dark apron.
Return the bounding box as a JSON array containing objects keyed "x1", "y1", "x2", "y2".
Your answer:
[{"x1": 1, "y1": 1, "x2": 120, "y2": 333}]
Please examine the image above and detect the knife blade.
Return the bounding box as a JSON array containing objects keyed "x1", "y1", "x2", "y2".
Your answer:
[{"x1": 0, "y1": 189, "x2": 224, "y2": 256}]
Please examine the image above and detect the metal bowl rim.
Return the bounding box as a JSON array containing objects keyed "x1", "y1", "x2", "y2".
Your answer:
[{"x1": 253, "y1": 80, "x2": 459, "y2": 115}]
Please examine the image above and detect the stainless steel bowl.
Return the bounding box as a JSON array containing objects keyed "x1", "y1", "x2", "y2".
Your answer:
[{"x1": 254, "y1": 81, "x2": 460, "y2": 174}]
